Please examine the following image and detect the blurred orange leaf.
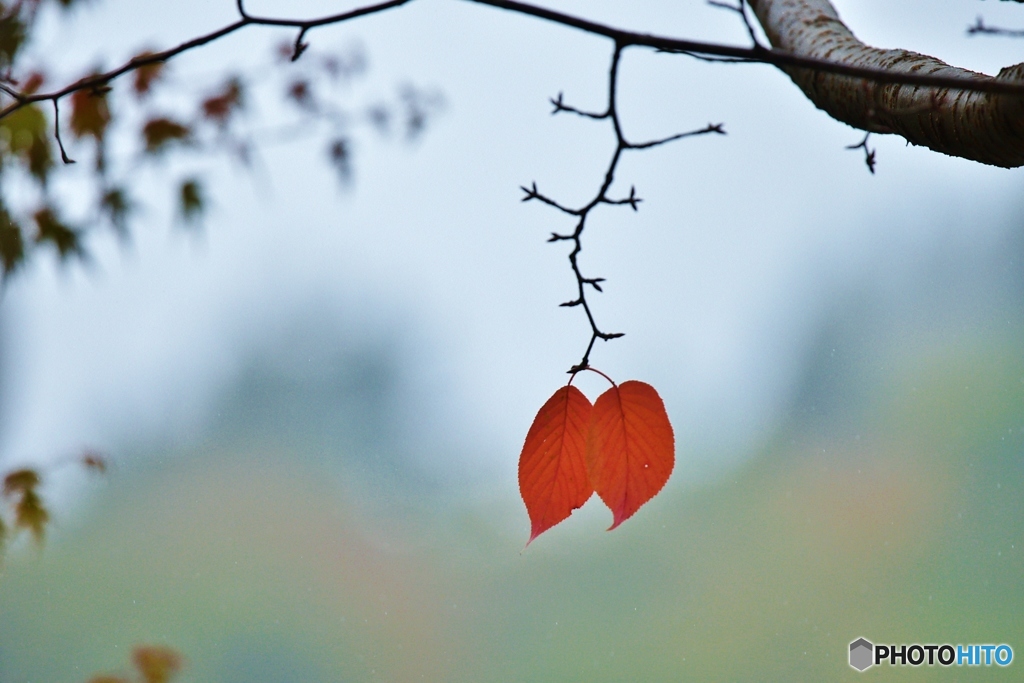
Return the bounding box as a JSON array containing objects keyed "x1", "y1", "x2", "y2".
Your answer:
[
  {"x1": 287, "y1": 79, "x2": 313, "y2": 108},
  {"x1": 201, "y1": 76, "x2": 243, "y2": 124},
  {"x1": 518, "y1": 384, "x2": 593, "y2": 544},
  {"x1": 82, "y1": 451, "x2": 108, "y2": 473},
  {"x1": 14, "y1": 487, "x2": 48, "y2": 542},
  {"x1": 587, "y1": 380, "x2": 674, "y2": 530},
  {"x1": 3, "y1": 468, "x2": 40, "y2": 496},
  {"x1": 132, "y1": 646, "x2": 182, "y2": 683},
  {"x1": 21, "y1": 71, "x2": 45, "y2": 95}
]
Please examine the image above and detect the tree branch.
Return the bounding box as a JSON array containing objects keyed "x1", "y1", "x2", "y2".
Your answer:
[
  {"x1": 523, "y1": 43, "x2": 724, "y2": 372},
  {"x1": 5, "y1": 0, "x2": 1024, "y2": 126},
  {"x1": 0, "y1": 0, "x2": 415, "y2": 120},
  {"x1": 968, "y1": 16, "x2": 1024, "y2": 39},
  {"x1": 465, "y1": 0, "x2": 1024, "y2": 97},
  {"x1": 747, "y1": 0, "x2": 1024, "y2": 167},
  {"x1": 2, "y1": 0, "x2": 1022, "y2": 169}
]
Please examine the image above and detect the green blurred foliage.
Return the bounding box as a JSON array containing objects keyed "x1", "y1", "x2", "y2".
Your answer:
[
  {"x1": 0, "y1": 8, "x2": 27, "y2": 68},
  {"x1": 0, "y1": 103, "x2": 53, "y2": 181},
  {"x1": 177, "y1": 178, "x2": 203, "y2": 227},
  {"x1": 33, "y1": 206, "x2": 81, "y2": 259},
  {"x1": 1, "y1": 467, "x2": 49, "y2": 545},
  {"x1": 142, "y1": 118, "x2": 191, "y2": 154}
]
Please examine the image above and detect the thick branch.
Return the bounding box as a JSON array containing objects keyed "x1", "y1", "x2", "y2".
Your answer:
[
  {"x1": 467, "y1": 0, "x2": 1024, "y2": 97},
  {"x1": 748, "y1": 0, "x2": 1024, "y2": 167}
]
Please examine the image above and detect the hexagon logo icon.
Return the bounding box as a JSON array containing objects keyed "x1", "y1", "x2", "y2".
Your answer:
[{"x1": 849, "y1": 638, "x2": 874, "y2": 671}]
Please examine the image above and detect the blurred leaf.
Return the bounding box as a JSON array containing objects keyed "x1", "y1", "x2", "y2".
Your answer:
[
  {"x1": 201, "y1": 76, "x2": 243, "y2": 125},
  {"x1": 401, "y1": 86, "x2": 426, "y2": 140},
  {"x1": 319, "y1": 47, "x2": 366, "y2": 81},
  {"x1": 367, "y1": 104, "x2": 390, "y2": 135},
  {"x1": 275, "y1": 40, "x2": 294, "y2": 62},
  {"x1": 26, "y1": 128, "x2": 52, "y2": 178},
  {"x1": 81, "y1": 451, "x2": 107, "y2": 473},
  {"x1": 0, "y1": 103, "x2": 53, "y2": 180},
  {"x1": 132, "y1": 646, "x2": 182, "y2": 683},
  {"x1": 33, "y1": 207, "x2": 82, "y2": 260},
  {"x1": 70, "y1": 84, "x2": 111, "y2": 141},
  {"x1": 0, "y1": 514, "x2": 6, "y2": 551},
  {"x1": 14, "y1": 487, "x2": 48, "y2": 543},
  {"x1": 0, "y1": 206, "x2": 25, "y2": 277},
  {"x1": 1, "y1": 468, "x2": 48, "y2": 544},
  {"x1": 21, "y1": 71, "x2": 44, "y2": 95},
  {"x1": 328, "y1": 138, "x2": 351, "y2": 183},
  {"x1": 142, "y1": 117, "x2": 190, "y2": 153},
  {"x1": 287, "y1": 79, "x2": 313, "y2": 109},
  {"x1": 86, "y1": 677, "x2": 131, "y2": 683},
  {"x1": 178, "y1": 178, "x2": 203, "y2": 225},
  {"x1": 0, "y1": 10, "x2": 26, "y2": 68},
  {"x1": 3, "y1": 468, "x2": 40, "y2": 496},
  {"x1": 399, "y1": 85, "x2": 444, "y2": 141},
  {"x1": 131, "y1": 51, "x2": 165, "y2": 97},
  {"x1": 100, "y1": 186, "x2": 131, "y2": 238}
]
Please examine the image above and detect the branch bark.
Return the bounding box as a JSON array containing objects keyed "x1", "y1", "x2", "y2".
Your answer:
[{"x1": 748, "y1": 0, "x2": 1024, "y2": 167}]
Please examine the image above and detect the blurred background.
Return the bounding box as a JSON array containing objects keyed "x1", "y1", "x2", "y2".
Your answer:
[{"x1": 0, "y1": 0, "x2": 1022, "y2": 680}]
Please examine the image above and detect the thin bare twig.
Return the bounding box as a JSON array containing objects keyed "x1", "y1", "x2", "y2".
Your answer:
[
  {"x1": 845, "y1": 132, "x2": 875, "y2": 174},
  {"x1": 52, "y1": 99, "x2": 75, "y2": 165},
  {"x1": 707, "y1": 0, "x2": 761, "y2": 47},
  {"x1": 549, "y1": 91, "x2": 606, "y2": 119},
  {"x1": 523, "y1": 42, "x2": 725, "y2": 372},
  {"x1": 968, "y1": 16, "x2": 1024, "y2": 38},
  {"x1": 659, "y1": 49, "x2": 756, "y2": 64},
  {"x1": 629, "y1": 123, "x2": 725, "y2": 150}
]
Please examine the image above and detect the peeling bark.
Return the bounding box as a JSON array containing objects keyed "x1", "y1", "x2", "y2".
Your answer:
[{"x1": 748, "y1": 0, "x2": 1024, "y2": 167}]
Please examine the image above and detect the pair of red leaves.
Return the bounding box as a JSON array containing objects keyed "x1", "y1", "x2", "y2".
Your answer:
[{"x1": 518, "y1": 379, "x2": 674, "y2": 544}]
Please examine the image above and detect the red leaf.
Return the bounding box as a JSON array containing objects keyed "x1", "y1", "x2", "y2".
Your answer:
[
  {"x1": 518, "y1": 385, "x2": 593, "y2": 544},
  {"x1": 587, "y1": 380, "x2": 674, "y2": 530}
]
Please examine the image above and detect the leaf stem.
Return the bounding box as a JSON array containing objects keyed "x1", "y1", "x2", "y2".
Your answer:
[{"x1": 575, "y1": 366, "x2": 617, "y2": 388}]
